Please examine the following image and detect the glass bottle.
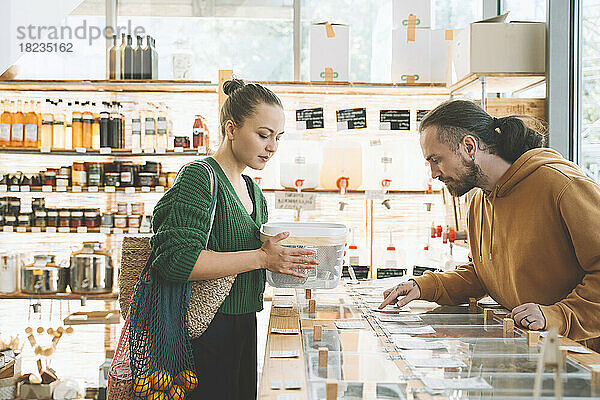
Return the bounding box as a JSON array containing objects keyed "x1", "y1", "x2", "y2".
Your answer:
[
  {"x1": 150, "y1": 36, "x2": 158, "y2": 79},
  {"x1": 91, "y1": 102, "x2": 100, "y2": 149},
  {"x1": 118, "y1": 102, "x2": 125, "y2": 148},
  {"x1": 57, "y1": 101, "x2": 69, "y2": 150},
  {"x1": 144, "y1": 110, "x2": 156, "y2": 149},
  {"x1": 82, "y1": 101, "x2": 94, "y2": 149},
  {"x1": 133, "y1": 35, "x2": 144, "y2": 79},
  {"x1": 40, "y1": 99, "x2": 54, "y2": 149},
  {"x1": 131, "y1": 111, "x2": 141, "y2": 149},
  {"x1": 142, "y1": 36, "x2": 152, "y2": 80},
  {"x1": 109, "y1": 102, "x2": 121, "y2": 149},
  {"x1": 72, "y1": 101, "x2": 83, "y2": 149},
  {"x1": 100, "y1": 102, "x2": 110, "y2": 148},
  {"x1": 108, "y1": 35, "x2": 120, "y2": 80},
  {"x1": 156, "y1": 109, "x2": 167, "y2": 150},
  {"x1": 11, "y1": 100, "x2": 25, "y2": 147},
  {"x1": 119, "y1": 34, "x2": 127, "y2": 79},
  {"x1": 123, "y1": 35, "x2": 134, "y2": 79},
  {"x1": 0, "y1": 100, "x2": 12, "y2": 147},
  {"x1": 24, "y1": 100, "x2": 39, "y2": 148}
]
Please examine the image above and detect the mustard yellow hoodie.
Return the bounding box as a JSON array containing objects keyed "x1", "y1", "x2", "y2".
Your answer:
[{"x1": 414, "y1": 148, "x2": 600, "y2": 348}]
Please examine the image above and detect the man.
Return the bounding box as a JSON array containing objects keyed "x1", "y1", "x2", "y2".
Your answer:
[{"x1": 380, "y1": 99, "x2": 600, "y2": 351}]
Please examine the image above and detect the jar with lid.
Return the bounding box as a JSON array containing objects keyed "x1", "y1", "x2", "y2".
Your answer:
[
  {"x1": 44, "y1": 169, "x2": 58, "y2": 186},
  {"x1": 0, "y1": 197, "x2": 7, "y2": 214},
  {"x1": 167, "y1": 172, "x2": 177, "y2": 188},
  {"x1": 117, "y1": 202, "x2": 128, "y2": 215},
  {"x1": 70, "y1": 211, "x2": 84, "y2": 228},
  {"x1": 72, "y1": 162, "x2": 86, "y2": 186},
  {"x1": 18, "y1": 213, "x2": 31, "y2": 228},
  {"x1": 56, "y1": 174, "x2": 70, "y2": 187},
  {"x1": 101, "y1": 213, "x2": 114, "y2": 228},
  {"x1": 4, "y1": 215, "x2": 16, "y2": 226},
  {"x1": 30, "y1": 173, "x2": 43, "y2": 187},
  {"x1": 34, "y1": 211, "x2": 47, "y2": 228},
  {"x1": 32, "y1": 197, "x2": 45, "y2": 211},
  {"x1": 59, "y1": 210, "x2": 71, "y2": 227},
  {"x1": 119, "y1": 162, "x2": 137, "y2": 187},
  {"x1": 0, "y1": 215, "x2": 4, "y2": 226},
  {"x1": 8, "y1": 172, "x2": 22, "y2": 186},
  {"x1": 158, "y1": 173, "x2": 167, "y2": 187},
  {"x1": 103, "y1": 162, "x2": 121, "y2": 187},
  {"x1": 85, "y1": 163, "x2": 103, "y2": 186},
  {"x1": 131, "y1": 202, "x2": 144, "y2": 215},
  {"x1": 128, "y1": 215, "x2": 140, "y2": 228},
  {"x1": 47, "y1": 210, "x2": 59, "y2": 227},
  {"x1": 84, "y1": 210, "x2": 100, "y2": 228},
  {"x1": 114, "y1": 215, "x2": 127, "y2": 228},
  {"x1": 137, "y1": 172, "x2": 157, "y2": 187},
  {"x1": 8, "y1": 197, "x2": 20, "y2": 214}
]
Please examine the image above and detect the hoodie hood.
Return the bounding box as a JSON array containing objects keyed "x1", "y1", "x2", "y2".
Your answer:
[{"x1": 478, "y1": 148, "x2": 573, "y2": 262}]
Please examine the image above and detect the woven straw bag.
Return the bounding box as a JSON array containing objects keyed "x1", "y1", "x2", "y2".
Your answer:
[{"x1": 118, "y1": 160, "x2": 235, "y2": 339}]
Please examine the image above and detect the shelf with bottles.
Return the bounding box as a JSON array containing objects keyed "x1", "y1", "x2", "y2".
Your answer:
[
  {"x1": 0, "y1": 226, "x2": 151, "y2": 235},
  {"x1": 0, "y1": 185, "x2": 169, "y2": 194},
  {"x1": 0, "y1": 147, "x2": 208, "y2": 156},
  {"x1": 0, "y1": 291, "x2": 118, "y2": 300},
  {"x1": 0, "y1": 97, "x2": 211, "y2": 154}
]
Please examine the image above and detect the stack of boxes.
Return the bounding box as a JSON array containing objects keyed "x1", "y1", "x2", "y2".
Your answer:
[{"x1": 391, "y1": 0, "x2": 452, "y2": 83}]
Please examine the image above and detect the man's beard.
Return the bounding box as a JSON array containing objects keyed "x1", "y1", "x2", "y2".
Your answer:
[{"x1": 442, "y1": 157, "x2": 487, "y2": 197}]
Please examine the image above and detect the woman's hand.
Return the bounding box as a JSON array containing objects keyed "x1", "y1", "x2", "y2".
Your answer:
[
  {"x1": 260, "y1": 232, "x2": 318, "y2": 278},
  {"x1": 379, "y1": 280, "x2": 421, "y2": 309}
]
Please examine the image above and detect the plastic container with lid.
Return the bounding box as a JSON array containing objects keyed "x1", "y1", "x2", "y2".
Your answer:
[{"x1": 260, "y1": 222, "x2": 348, "y2": 289}]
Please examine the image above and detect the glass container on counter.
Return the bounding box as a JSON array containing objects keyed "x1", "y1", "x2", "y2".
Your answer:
[
  {"x1": 24, "y1": 100, "x2": 40, "y2": 148},
  {"x1": 0, "y1": 251, "x2": 22, "y2": 294},
  {"x1": 11, "y1": 100, "x2": 25, "y2": 148}
]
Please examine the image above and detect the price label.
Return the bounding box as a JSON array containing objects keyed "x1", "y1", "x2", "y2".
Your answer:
[
  {"x1": 131, "y1": 147, "x2": 143, "y2": 154},
  {"x1": 100, "y1": 227, "x2": 111, "y2": 234},
  {"x1": 125, "y1": 187, "x2": 135, "y2": 194},
  {"x1": 156, "y1": 148, "x2": 166, "y2": 154},
  {"x1": 42, "y1": 185, "x2": 52, "y2": 192},
  {"x1": 20, "y1": 185, "x2": 30, "y2": 192},
  {"x1": 56, "y1": 186, "x2": 67, "y2": 192},
  {"x1": 40, "y1": 146, "x2": 51, "y2": 153},
  {"x1": 174, "y1": 147, "x2": 184, "y2": 153},
  {"x1": 31, "y1": 227, "x2": 42, "y2": 233},
  {"x1": 129, "y1": 228, "x2": 139, "y2": 234},
  {"x1": 113, "y1": 228, "x2": 123, "y2": 235},
  {"x1": 72, "y1": 185, "x2": 82, "y2": 192},
  {"x1": 16, "y1": 227, "x2": 26, "y2": 233},
  {"x1": 75, "y1": 147, "x2": 87, "y2": 153},
  {"x1": 141, "y1": 186, "x2": 151, "y2": 192},
  {"x1": 143, "y1": 148, "x2": 154, "y2": 154},
  {"x1": 100, "y1": 147, "x2": 111, "y2": 154},
  {"x1": 0, "y1": 185, "x2": 6, "y2": 192},
  {"x1": 104, "y1": 186, "x2": 116, "y2": 193},
  {"x1": 3, "y1": 226, "x2": 13, "y2": 233},
  {"x1": 365, "y1": 190, "x2": 384, "y2": 200},
  {"x1": 274, "y1": 192, "x2": 316, "y2": 210},
  {"x1": 45, "y1": 227, "x2": 57, "y2": 233},
  {"x1": 9, "y1": 185, "x2": 19, "y2": 192},
  {"x1": 140, "y1": 226, "x2": 151, "y2": 233},
  {"x1": 77, "y1": 226, "x2": 88, "y2": 233},
  {"x1": 58, "y1": 227, "x2": 70, "y2": 233},
  {"x1": 87, "y1": 186, "x2": 99, "y2": 192},
  {"x1": 155, "y1": 186, "x2": 165, "y2": 193}
]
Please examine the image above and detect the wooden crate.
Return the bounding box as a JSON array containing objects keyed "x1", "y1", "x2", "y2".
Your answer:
[{"x1": 484, "y1": 98, "x2": 546, "y2": 123}]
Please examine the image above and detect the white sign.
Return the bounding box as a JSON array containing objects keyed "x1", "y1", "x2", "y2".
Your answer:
[
  {"x1": 72, "y1": 185, "x2": 82, "y2": 192},
  {"x1": 42, "y1": 185, "x2": 52, "y2": 192},
  {"x1": 87, "y1": 186, "x2": 99, "y2": 192},
  {"x1": 104, "y1": 186, "x2": 116, "y2": 193},
  {"x1": 100, "y1": 147, "x2": 111, "y2": 154},
  {"x1": 125, "y1": 187, "x2": 135, "y2": 194},
  {"x1": 274, "y1": 192, "x2": 317, "y2": 210}
]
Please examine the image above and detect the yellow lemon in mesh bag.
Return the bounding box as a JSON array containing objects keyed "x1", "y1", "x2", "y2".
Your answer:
[
  {"x1": 133, "y1": 375, "x2": 152, "y2": 398},
  {"x1": 146, "y1": 391, "x2": 168, "y2": 400},
  {"x1": 174, "y1": 369, "x2": 198, "y2": 392},
  {"x1": 168, "y1": 384, "x2": 186, "y2": 400},
  {"x1": 150, "y1": 370, "x2": 172, "y2": 392}
]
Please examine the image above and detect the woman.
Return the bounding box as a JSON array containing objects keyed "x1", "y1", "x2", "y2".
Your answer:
[{"x1": 149, "y1": 79, "x2": 318, "y2": 399}]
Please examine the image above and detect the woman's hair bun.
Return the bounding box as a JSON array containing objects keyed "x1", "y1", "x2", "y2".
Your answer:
[{"x1": 223, "y1": 78, "x2": 246, "y2": 96}]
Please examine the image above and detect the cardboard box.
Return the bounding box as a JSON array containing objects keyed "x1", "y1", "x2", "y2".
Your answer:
[
  {"x1": 19, "y1": 381, "x2": 58, "y2": 400},
  {"x1": 448, "y1": 20, "x2": 545, "y2": 85},
  {"x1": 393, "y1": 0, "x2": 431, "y2": 28},
  {"x1": 310, "y1": 22, "x2": 349, "y2": 82},
  {"x1": 392, "y1": 28, "x2": 452, "y2": 83}
]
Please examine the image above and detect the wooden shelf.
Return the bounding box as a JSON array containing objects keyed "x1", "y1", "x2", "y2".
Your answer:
[
  {"x1": 0, "y1": 185, "x2": 167, "y2": 194},
  {"x1": 448, "y1": 73, "x2": 546, "y2": 95},
  {"x1": 0, "y1": 291, "x2": 118, "y2": 300},
  {"x1": 1, "y1": 226, "x2": 151, "y2": 234},
  {"x1": 0, "y1": 147, "x2": 207, "y2": 156}
]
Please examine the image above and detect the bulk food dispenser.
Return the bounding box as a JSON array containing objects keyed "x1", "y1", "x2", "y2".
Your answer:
[
  {"x1": 279, "y1": 134, "x2": 321, "y2": 191},
  {"x1": 260, "y1": 222, "x2": 348, "y2": 289},
  {"x1": 319, "y1": 140, "x2": 362, "y2": 193}
]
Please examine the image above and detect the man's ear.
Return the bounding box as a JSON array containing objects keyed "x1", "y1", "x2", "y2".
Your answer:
[
  {"x1": 224, "y1": 120, "x2": 236, "y2": 140},
  {"x1": 462, "y1": 135, "x2": 478, "y2": 160}
]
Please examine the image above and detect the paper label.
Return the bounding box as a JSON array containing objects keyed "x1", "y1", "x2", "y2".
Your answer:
[
  {"x1": 77, "y1": 226, "x2": 88, "y2": 233},
  {"x1": 387, "y1": 325, "x2": 436, "y2": 335},
  {"x1": 155, "y1": 186, "x2": 165, "y2": 193},
  {"x1": 283, "y1": 380, "x2": 302, "y2": 390},
  {"x1": 46, "y1": 227, "x2": 57, "y2": 233},
  {"x1": 334, "y1": 320, "x2": 367, "y2": 329},
  {"x1": 174, "y1": 147, "x2": 184, "y2": 153},
  {"x1": 274, "y1": 191, "x2": 316, "y2": 210},
  {"x1": 378, "y1": 315, "x2": 422, "y2": 323},
  {"x1": 11, "y1": 124, "x2": 23, "y2": 141},
  {"x1": 40, "y1": 146, "x2": 51, "y2": 153},
  {"x1": 31, "y1": 227, "x2": 42, "y2": 233},
  {"x1": 393, "y1": 339, "x2": 448, "y2": 350},
  {"x1": 100, "y1": 147, "x2": 111, "y2": 154},
  {"x1": 58, "y1": 227, "x2": 70, "y2": 233},
  {"x1": 25, "y1": 124, "x2": 38, "y2": 141},
  {"x1": 3, "y1": 226, "x2": 13, "y2": 233},
  {"x1": 365, "y1": 190, "x2": 384, "y2": 200},
  {"x1": 56, "y1": 186, "x2": 67, "y2": 192},
  {"x1": 132, "y1": 147, "x2": 143, "y2": 154},
  {"x1": 20, "y1": 185, "x2": 30, "y2": 192},
  {"x1": 100, "y1": 227, "x2": 111, "y2": 234},
  {"x1": 0, "y1": 185, "x2": 6, "y2": 192},
  {"x1": 16, "y1": 226, "x2": 26, "y2": 233},
  {"x1": 87, "y1": 186, "x2": 99, "y2": 192},
  {"x1": 271, "y1": 328, "x2": 299, "y2": 334},
  {"x1": 560, "y1": 346, "x2": 592, "y2": 354},
  {"x1": 113, "y1": 228, "x2": 123, "y2": 234},
  {"x1": 104, "y1": 186, "x2": 116, "y2": 193},
  {"x1": 0, "y1": 124, "x2": 10, "y2": 141},
  {"x1": 125, "y1": 187, "x2": 135, "y2": 194},
  {"x1": 141, "y1": 186, "x2": 151, "y2": 192},
  {"x1": 75, "y1": 147, "x2": 86, "y2": 153},
  {"x1": 72, "y1": 185, "x2": 82, "y2": 192},
  {"x1": 269, "y1": 350, "x2": 300, "y2": 358},
  {"x1": 129, "y1": 228, "x2": 139, "y2": 234},
  {"x1": 421, "y1": 377, "x2": 492, "y2": 390},
  {"x1": 156, "y1": 148, "x2": 166, "y2": 154},
  {"x1": 9, "y1": 185, "x2": 19, "y2": 192},
  {"x1": 143, "y1": 148, "x2": 155, "y2": 153},
  {"x1": 42, "y1": 185, "x2": 52, "y2": 192}
]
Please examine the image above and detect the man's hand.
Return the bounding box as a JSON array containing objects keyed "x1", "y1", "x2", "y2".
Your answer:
[
  {"x1": 379, "y1": 280, "x2": 421, "y2": 309},
  {"x1": 508, "y1": 303, "x2": 546, "y2": 330}
]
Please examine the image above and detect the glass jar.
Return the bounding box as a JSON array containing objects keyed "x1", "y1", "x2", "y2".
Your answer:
[
  {"x1": 8, "y1": 197, "x2": 20, "y2": 214},
  {"x1": 158, "y1": 173, "x2": 167, "y2": 187},
  {"x1": 44, "y1": 169, "x2": 58, "y2": 186},
  {"x1": 56, "y1": 175, "x2": 70, "y2": 187},
  {"x1": 70, "y1": 211, "x2": 84, "y2": 228},
  {"x1": 137, "y1": 173, "x2": 157, "y2": 187},
  {"x1": 34, "y1": 211, "x2": 47, "y2": 228},
  {"x1": 117, "y1": 202, "x2": 128, "y2": 215},
  {"x1": 0, "y1": 214, "x2": 4, "y2": 226},
  {"x1": 47, "y1": 210, "x2": 59, "y2": 227},
  {"x1": 114, "y1": 215, "x2": 128, "y2": 228},
  {"x1": 128, "y1": 215, "x2": 140, "y2": 228},
  {"x1": 120, "y1": 162, "x2": 137, "y2": 187},
  {"x1": 85, "y1": 163, "x2": 103, "y2": 186},
  {"x1": 4, "y1": 215, "x2": 17, "y2": 227},
  {"x1": 32, "y1": 197, "x2": 45, "y2": 211},
  {"x1": 59, "y1": 166, "x2": 71, "y2": 178},
  {"x1": 18, "y1": 213, "x2": 31, "y2": 228},
  {"x1": 103, "y1": 162, "x2": 121, "y2": 187},
  {"x1": 101, "y1": 213, "x2": 114, "y2": 228},
  {"x1": 131, "y1": 202, "x2": 144, "y2": 215},
  {"x1": 84, "y1": 210, "x2": 100, "y2": 228},
  {"x1": 0, "y1": 197, "x2": 7, "y2": 214},
  {"x1": 30, "y1": 173, "x2": 43, "y2": 187},
  {"x1": 58, "y1": 210, "x2": 70, "y2": 227},
  {"x1": 167, "y1": 172, "x2": 178, "y2": 188},
  {"x1": 72, "y1": 162, "x2": 86, "y2": 186}
]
